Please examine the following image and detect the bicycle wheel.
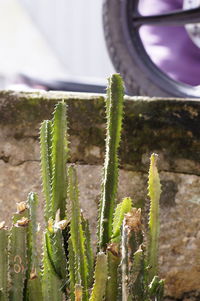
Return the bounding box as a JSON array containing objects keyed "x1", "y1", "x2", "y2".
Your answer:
[{"x1": 103, "y1": 0, "x2": 200, "y2": 97}]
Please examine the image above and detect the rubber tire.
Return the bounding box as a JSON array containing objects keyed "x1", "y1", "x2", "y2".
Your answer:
[{"x1": 102, "y1": 0, "x2": 200, "y2": 97}]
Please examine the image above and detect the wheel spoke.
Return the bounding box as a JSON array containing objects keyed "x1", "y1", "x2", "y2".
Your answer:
[{"x1": 132, "y1": 7, "x2": 200, "y2": 27}]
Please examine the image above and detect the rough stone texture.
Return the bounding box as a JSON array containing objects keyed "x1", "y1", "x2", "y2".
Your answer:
[{"x1": 1, "y1": 90, "x2": 200, "y2": 298}]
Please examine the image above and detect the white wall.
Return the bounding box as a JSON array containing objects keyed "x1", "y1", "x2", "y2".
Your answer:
[{"x1": 18, "y1": 0, "x2": 115, "y2": 83}]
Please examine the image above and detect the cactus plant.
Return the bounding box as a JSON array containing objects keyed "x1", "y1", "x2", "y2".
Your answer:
[{"x1": 0, "y1": 74, "x2": 163, "y2": 301}]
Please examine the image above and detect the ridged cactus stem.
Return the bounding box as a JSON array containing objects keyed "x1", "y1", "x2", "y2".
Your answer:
[
  {"x1": 27, "y1": 193, "x2": 40, "y2": 274},
  {"x1": 9, "y1": 218, "x2": 29, "y2": 301},
  {"x1": 26, "y1": 192, "x2": 43, "y2": 301},
  {"x1": 121, "y1": 219, "x2": 129, "y2": 301},
  {"x1": 148, "y1": 276, "x2": 164, "y2": 301},
  {"x1": 51, "y1": 101, "x2": 69, "y2": 220},
  {"x1": 81, "y1": 215, "x2": 94, "y2": 287},
  {"x1": 68, "y1": 165, "x2": 89, "y2": 301},
  {"x1": 68, "y1": 237, "x2": 76, "y2": 301},
  {"x1": 42, "y1": 232, "x2": 64, "y2": 301},
  {"x1": 89, "y1": 252, "x2": 108, "y2": 301},
  {"x1": 0, "y1": 222, "x2": 9, "y2": 301},
  {"x1": 45, "y1": 219, "x2": 68, "y2": 290},
  {"x1": 148, "y1": 153, "x2": 161, "y2": 282},
  {"x1": 40, "y1": 120, "x2": 53, "y2": 222},
  {"x1": 106, "y1": 246, "x2": 121, "y2": 301},
  {"x1": 98, "y1": 74, "x2": 124, "y2": 251},
  {"x1": 40, "y1": 101, "x2": 69, "y2": 222}
]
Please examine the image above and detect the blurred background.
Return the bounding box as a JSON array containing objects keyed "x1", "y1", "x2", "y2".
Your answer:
[{"x1": 0, "y1": 0, "x2": 114, "y2": 90}]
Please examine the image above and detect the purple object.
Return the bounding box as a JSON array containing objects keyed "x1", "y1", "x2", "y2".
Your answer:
[{"x1": 139, "y1": 0, "x2": 200, "y2": 86}]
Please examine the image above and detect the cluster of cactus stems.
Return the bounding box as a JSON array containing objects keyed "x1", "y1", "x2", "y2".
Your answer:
[{"x1": 0, "y1": 74, "x2": 164, "y2": 301}]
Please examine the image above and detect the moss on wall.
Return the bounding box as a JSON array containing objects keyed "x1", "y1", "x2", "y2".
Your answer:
[{"x1": 1, "y1": 90, "x2": 200, "y2": 174}]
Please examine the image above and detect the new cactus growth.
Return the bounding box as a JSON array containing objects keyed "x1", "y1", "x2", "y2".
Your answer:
[
  {"x1": 148, "y1": 153, "x2": 162, "y2": 282},
  {"x1": 0, "y1": 74, "x2": 163, "y2": 301}
]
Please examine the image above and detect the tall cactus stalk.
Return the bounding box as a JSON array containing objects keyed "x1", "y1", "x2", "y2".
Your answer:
[
  {"x1": 40, "y1": 101, "x2": 69, "y2": 222},
  {"x1": 147, "y1": 153, "x2": 161, "y2": 282},
  {"x1": 42, "y1": 233, "x2": 64, "y2": 301},
  {"x1": 89, "y1": 253, "x2": 108, "y2": 301},
  {"x1": 0, "y1": 222, "x2": 9, "y2": 301},
  {"x1": 121, "y1": 218, "x2": 130, "y2": 301},
  {"x1": 51, "y1": 101, "x2": 69, "y2": 220},
  {"x1": 121, "y1": 209, "x2": 147, "y2": 301},
  {"x1": 106, "y1": 245, "x2": 121, "y2": 301},
  {"x1": 45, "y1": 218, "x2": 68, "y2": 289},
  {"x1": 26, "y1": 192, "x2": 43, "y2": 301},
  {"x1": 98, "y1": 74, "x2": 124, "y2": 251},
  {"x1": 40, "y1": 101, "x2": 69, "y2": 300},
  {"x1": 68, "y1": 165, "x2": 89, "y2": 301},
  {"x1": 40, "y1": 120, "x2": 53, "y2": 222},
  {"x1": 105, "y1": 197, "x2": 132, "y2": 300},
  {"x1": 81, "y1": 215, "x2": 94, "y2": 287},
  {"x1": 9, "y1": 218, "x2": 29, "y2": 301},
  {"x1": 68, "y1": 237, "x2": 76, "y2": 301}
]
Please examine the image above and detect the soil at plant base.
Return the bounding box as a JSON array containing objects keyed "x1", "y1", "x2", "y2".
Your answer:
[{"x1": 164, "y1": 291, "x2": 200, "y2": 301}]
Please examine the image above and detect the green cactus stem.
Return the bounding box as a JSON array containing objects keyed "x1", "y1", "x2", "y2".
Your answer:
[
  {"x1": 129, "y1": 246, "x2": 146, "y2": 301},
  {"x1": 26, "y1": 193, "x2": 43, "y2": 301},
  {"x1": 121, "y1": 209, "x2": 146, "y2": 301},
  {"x1": 111, "y1": 197, "x2": 132, "y2": 243},
  {"x1": 148, "y1": 276, "x2": 164, "y2": 301},
  {"x1": 40, "y1": 101, "x2": 69, "y2": 222},
  {"x1": 98, "y1": 74, "x2": 124, "y2": 251},
  {"x1": 40, "y1": 120, "x2": 53, "y2": 222},
  {"x1": 51, "y1": 101, "x2": 69, "y2": 220},
  {"x1": 68, "y1": 236, "x2": 76, "y2": 301},
  {"x1": 106, "y1": 244, "x2": 121, "y2": 301},
  {"x1": 9, "y1": 218, "x2": 29, "y2": 301},
  {"x1": 148, "y1": 153, "x2": 162, "y2": 282},
  {"x1": 89, "y1": 252, "x2": 108, "y2": 301},
  {"x1": 104, "y1": 197, "x2": 132, "y2": 300},
  {"x1": 81, "y1": 214, "x2": 94, "y2": 287},
  {"x1": 68, "y1": 165, "x2": 89, "y2": 300},
  {"x1": 45, "y1": 218, "x2": 68, "y2": 289},
  {"x1": 42, "y1": 232, "x2": 64, "y2": 301},
  {"x1": 0, "y1": 222, "x2": 9, "y2": 301},
  {"x1": 121, "y1": 218, "x2": 130, "y2": 301}
]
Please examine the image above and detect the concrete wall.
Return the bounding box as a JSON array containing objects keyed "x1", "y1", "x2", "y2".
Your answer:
[{"x1": 1, "y1": 90, "x2": 200, "y2": 298}]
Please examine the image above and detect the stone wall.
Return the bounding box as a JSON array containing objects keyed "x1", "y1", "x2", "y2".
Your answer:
[{"x1": 1, "y1": 90, "x2": 200, "y2": 298}]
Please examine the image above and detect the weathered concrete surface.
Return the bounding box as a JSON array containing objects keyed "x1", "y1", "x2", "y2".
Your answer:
[{"x1": 1, "y1": 90, "x2": 200, "y2": 298}]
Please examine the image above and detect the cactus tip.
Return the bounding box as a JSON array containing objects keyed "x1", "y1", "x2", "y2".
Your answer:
[
  {"x1": 15, "y1": 217, "x2": 30, "y2": 227},
  {"x1": 0, "y1": 221, "x2": 6, "y2": 229},
  {"x1": 16, "y1": 201, "x2": 27, "y2": 213}
]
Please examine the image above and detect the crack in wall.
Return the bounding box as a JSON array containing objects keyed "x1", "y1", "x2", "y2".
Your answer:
[
  {"x1": 0, "y1": 157, "x2": 40, "y2": 166},
  {"x1": 1, "y1": 156, "x2": 200, "y2": 178},
  {"x1": 0, "y1": 155, "x2": 10, "y2": 163}
]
